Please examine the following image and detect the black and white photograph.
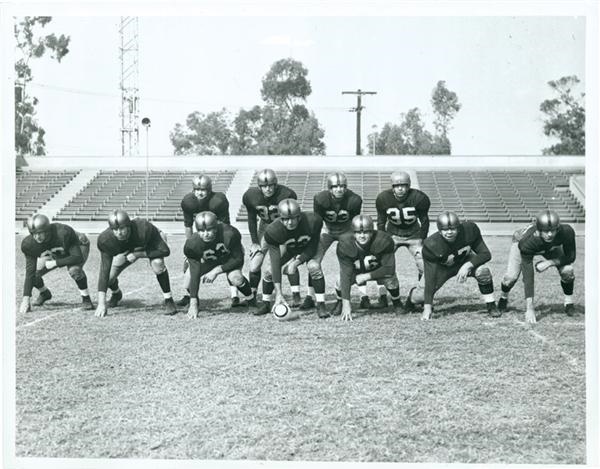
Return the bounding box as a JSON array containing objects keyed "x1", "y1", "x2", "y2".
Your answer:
[{"x1": 2, "y1": 2, "x2": 598, "y2": 468}]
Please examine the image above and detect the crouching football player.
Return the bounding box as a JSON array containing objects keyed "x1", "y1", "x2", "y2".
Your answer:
[
  {"x1": 184, "y1": 211, "x2": 255, "y2": 319},
  {"x1": 19, "y1": 213, "x2": 93, "y2": 313},
  {"x1": 95, "y1": 210, "x2": 177, "y2": 317},
  {"x1": 406, "y1": 212, "x2": 499, "y2": 320},
  {"x1": 331, "y1": 215, "x2": 403, "y2": 321},
  {"x1": 498, "y1": 210, "x2": 576, "y2": 323},
  {"x1": 256, "y1": 198, "x2": 330, "y2": 319}
]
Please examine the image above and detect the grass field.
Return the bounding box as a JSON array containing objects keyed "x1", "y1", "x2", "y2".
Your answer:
[{"x1": 13, "y1": 234, "x2": 586, "y2": 463}]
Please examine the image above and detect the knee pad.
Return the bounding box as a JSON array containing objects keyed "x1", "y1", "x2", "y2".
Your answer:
[
  {"x1": 113, "y1": 253, "x2": 128, "y2": 267},
  {"x1": 249, "y1": 252, "x2": 265, "y2": 273},
  {"x1": 559, "y1": 264, "x2": 575, "y2": 282},
  {"x1": 382, "y1": 275, "x2": 399, "y2": 290},
  {"x1": 68, "y1": 265, "x2": 85, "y2": 281},
  {"x1": 227, "y1": 270, "x2": 244, "y2": 287},
  {"x1": 501, "y1": 273, "x2": 518, "y2": 289},
  {"x1": 475, "y1": 266, "x2": 493, "y2": 284},
  {"x1": 150, "y1": 258, "x2": 167, "y2": 275},
  {"x1": 307, "y1": 259, "x2": 323, "y2": 279}
]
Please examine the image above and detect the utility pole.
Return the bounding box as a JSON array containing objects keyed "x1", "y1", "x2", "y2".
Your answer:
[
  {"x1": 119, "y1": 17, "x2": 140, "y2": 156},
  {"x1": 342, "y1": 89, "x2": 377, "y2": 155}
]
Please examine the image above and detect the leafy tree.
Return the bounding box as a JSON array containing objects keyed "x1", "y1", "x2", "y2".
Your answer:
[
  {"x1": 260, "y1": 58, "x2": 312, "y2": 111},
  {"x1": 170, "y1": 109, "x2": 233, "y2": 155},
  {"x1": 540, "y1": 75, "x2": 585, "y2": 155},
  {"x1": 14, "y1": 16, "x2": 70, "y2": 156},
  {"x1": 368, "y1": 81, "x2": 460, "y2": 155}
]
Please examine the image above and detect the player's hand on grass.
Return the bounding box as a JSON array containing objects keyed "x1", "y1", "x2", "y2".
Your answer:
[
  {"x1": 355, "y1": 273, "x2": 370, "y2": 286},
  {"x1": 187, "y1": 299, "x2": 199, "y2": 319},
  {"x1": 249, "y1": 243, "x2": 261, "y2": 258},
  {"x1": 535, "y1": 260, "x2": 554, "y2": 273},
  {"x1": 95, "y1": 303, "x2": 107, "y2": 318},
  {"x1": 341, "y1": 300, "x2": 353, "y2": 322},
  {"x1": 44, "y1": 259, "x2": 57, "y2": 270},
  {"x1": 525, "y1": 308, "x2": 537, "y2": 324},
  {"x1": 19, "y1": 296, "x2": 31, "y2": 314},
  {"x1": 421, "y1": 304, "x2": 432, "y2": 321},
  {"x1": 202, "y1": 268, "x2": 219, "y2": 284},
  {"x1": 126, "y1": 252, "x2": 138, "y2": 264},
  {"x1": 456, "y1": 262, "x2": 473, "y2": 283}
]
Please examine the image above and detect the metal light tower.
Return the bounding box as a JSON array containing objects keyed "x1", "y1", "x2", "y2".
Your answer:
[{"x1": 119, "y1": 17, "x2": 140, "y2": 156}]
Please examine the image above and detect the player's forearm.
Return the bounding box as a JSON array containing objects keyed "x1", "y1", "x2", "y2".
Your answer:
[
  {"x1": 184, "y1": 227, "x2": 193, "y2": 240},
  {"x1": 376, "y1": 212, "x2": 386, "y2": 231},
  {"x1": 521, "y1": 255, "x2": 535, "y2": 299},
  {"x1": 146, "y1": 245, "x2": 169, "y2": 259},
  {"x1": 97, "y1": 291, "x2": 106, "y2": 306},
  {"x1": 188, "y1": 260, "x2": 202, "y2": 297},
  {"x1": 54, "y1": 246, "x2": 83, "y2": 267},
  {"x1": 470, "y1": 241, "x2": 492, "y2": 268},
  {"x1": 97, "y1": 254, "x2": 113, "y2": 292},
  {"x1": 247, "y1": 215, "x2": 259, "y2": 244},
  {"x1": 268, "y1": 245, "x2": 283, "y2": 283},
  {"x1": 423, "y1": 260, "x2": 437, "y2": 304},
  {"x1": 419, "y1": 218, "x2": 430, "y2": 239},
  {"x1": 23, "y1": 256, "x2": 36, "y2": 297}
]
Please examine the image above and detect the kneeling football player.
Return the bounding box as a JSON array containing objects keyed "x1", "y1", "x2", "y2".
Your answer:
[
  {"x1": 406, "y1": 212, "x2": 499, "y2": 320},
  {"x1": 257, "y1": 198, "x2": 329, "y2": 319},
  {"x1": 498, "y1": 210, "x2": 576, "y2": 323},
  {"x1": 19, "y1": 213, "x2": 94, "y2": 313},
  {"x1": 184, "y1": 211, "x2": 255, "y2": 319},
  {"x1": 331, "y1": 215, "x2": 403, "y2": 321},
  {"x1": 95, "y1": 210, "x2": 177, "y2": 317}
]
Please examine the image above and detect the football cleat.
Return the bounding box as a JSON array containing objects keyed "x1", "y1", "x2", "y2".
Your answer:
[
  {"x1": 176, "y1": 295, "x2": 190, "y2": 307},
  {"x1": 487, "y1": 301, "x2": 502, "y2": 318},
  {"x1": 230, "y1": 296, "x2": 242, "y2": 308},
  {"x1": 239, "y1": 293, "x2": 257, "y2": 307},
  {"x1": 497, "y1": 297, "x2": 508, "y2": 312},
  {"x1": 330, "y1": 300, "x2": 343, "y2": 316},
  {"x1": 253, "y1": 301, "x2": 271, "y2": 316},
  {"x1": 392, "y1": 298, "x2": 405, "y2": 313},
  {"x1": 369, "y1": 295, "x2": 389, "y2": 309},
  {"x1": 291, "y1": 292, "x2": 302, "y2": 308},
  {"x1": 316, "y1": 302, "x2": 330, "y2": 319},
  {"x1": 81, "y1": 295, "x2": 94, "y2": 311},
  {"x1": 359, "y1": 296, "x2": 372, "y2": 309},
  {"x1": 300, "y1": 295, "x2": 315, "y2": 310},
  {"x1": 564, "y1": 303, "x2": 575, "y2": 317},
  {"x1": 404, "y1": 288, "x2": 418, "y2": 313},
  {"x1": 163, "y1": 297, "x2": 178, "y2": 316},
  {"x1": 32, "y1": 289, "x2": 52, "y2": 306},
  {"x1": 107, "y1": 289, "x2": 123, "y2": 308}
]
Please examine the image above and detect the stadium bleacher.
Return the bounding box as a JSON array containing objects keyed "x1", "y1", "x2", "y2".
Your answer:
[
  {"x1": 54, "y1": 170, "x2": 235, "y2": 221},
  {"x1": 15, "y1": 170, "x2": 80, "y2": 221}
]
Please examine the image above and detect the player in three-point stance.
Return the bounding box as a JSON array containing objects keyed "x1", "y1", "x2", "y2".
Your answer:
[
  {"x1": 19, "y1": 213, "x2": 94, "y2": 313},
  {"x1": 375, "y1": 171, "x2": 430, "y2": 307},
  {"x1": 95, "y1": 210, "x2": 177, "y2": 317},
  {"x1": 256, "y1": 198, "x2": 330, "y2": 319},
  {"x1": 177, "y1": 174, "x2": 241, "y2": 308},
  {"x1": 405, "y1": 211, "x2": 499, "y2": 320},
  {"x1": 242, "y1": 169, "x2": 302, "y2": 305},
  {"x1": 498, "y1": 209, "x2": 577, "y2": 323},
  {"x1": 184, "y1": 212, "x2": 255, "y2": 319},
  {"x1": 307, "y1": 172, "x2": 365, "y2": 312},
  {"x1": 331, "y1": 215, "x2": 403, "y2": 321}
]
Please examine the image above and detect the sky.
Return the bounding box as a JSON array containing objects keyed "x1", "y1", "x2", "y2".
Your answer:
[{"x1": 9, "y1": 8, "x2": 587, "y2": 157}]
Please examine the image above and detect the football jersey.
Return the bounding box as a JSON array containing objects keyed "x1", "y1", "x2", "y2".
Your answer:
[
  {"x1": 21, "y1": 223, "x2": 84, "y2": 297},
  {"x1": 422, "y1": 221, "x2": 491, "y2": 269},
  {"x1": 264, "y1": 212, "x2": 323, "y2": 283},
  {"x1": 181, "y1": 191, "x2": 230, "y2": 228},
  {"x1": 518, "y1": 224, "x2": 576, "y2": 265},
  {"x1": 242, "y1": 184, "x2": 297, "y2": 243},
  {"x1": 183, "y1": 223, "x2": 244, "y2": 272},
  {"x1": 376, "y1": 188, "x2": 430, "y2": 238},
  {"x1": 313, "y1": 189, "x2": 362, "y2": 235}
]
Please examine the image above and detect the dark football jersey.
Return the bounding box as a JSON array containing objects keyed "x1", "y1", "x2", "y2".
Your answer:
[
  {"x1": 376, "y1": 188, "x2": 430, "y2": 238},
  {"x1": 184, "y1": 223, "x2": 244, "y2": 272},
  {"x1": 264, "y1": 212, "x2": 323, "y2": 283},
  {"x1": 181, "y1": 191, "x2": 230, "y2": 228},
  {"x1": 21, "y1": 223, "x2": 84, "y2": 297},
  {"x1": 97, "y1": 218, "x2": 170, "y2": 292},
  {"x1": 313, "y1": 189, "x2": 362, "y2": 234},
  {"x1": 242, "y1": 184, "x2": 297, "y2": 243}
]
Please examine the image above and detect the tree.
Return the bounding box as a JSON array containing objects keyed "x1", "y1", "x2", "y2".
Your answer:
[
  {"x1": 260, "y1": 58, "x2": 312, "y2": 111},
  {"x1": 540, "y1": 75, "x2": 585, "y2": 155},
  {"x1": 14, "y1": 16, "x2": 70, "y2": 156},
  {"x1": 170, "y1": 109, "x2": 233, "y2": 155}
]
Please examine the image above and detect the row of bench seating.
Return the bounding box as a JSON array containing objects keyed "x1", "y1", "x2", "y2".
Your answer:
[{"x1": 16, "y1": 170, "x2": 80, "y2": 221}]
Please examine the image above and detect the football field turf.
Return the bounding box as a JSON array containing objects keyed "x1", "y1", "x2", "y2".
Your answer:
[{"x1": 13, "y1": 234, "x2": 586, "y2": 463}]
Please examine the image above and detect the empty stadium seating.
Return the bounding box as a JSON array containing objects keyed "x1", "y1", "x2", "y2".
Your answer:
[
  {"x1": 54, "y1": 170, "x2": 235, "y2": 221},
  {"x1": 16, "y1": 170, "x2": 80, "y2": 221},
  {"x1": 235, "y1": 169, "x2": 585, "y2": 224}
]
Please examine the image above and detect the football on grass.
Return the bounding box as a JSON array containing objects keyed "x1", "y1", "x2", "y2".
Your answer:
[{"x1": 272, "y1": 303, "x2": 295, "y2": 321}]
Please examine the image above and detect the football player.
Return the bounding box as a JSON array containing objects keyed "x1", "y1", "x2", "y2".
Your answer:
[
  {"x1": 184, "y1": 212, "x2": 255, "y2": 319},
  {"x1": 242, "y1": 169, "x2": 302, "y2": 304},
  {"x1": 375, "y1": 171, "x2": 430, "y2": 307},
  {"x1": 406, "y1": 212, "x2": 498, "y2": 320},
  {"x1": 498, "y1": 210, "x2": 576, "y2": 323},
  {"x1": 256, "y1": 198, "x2": 329, "y2": 319},
  {"x1": 95, "y1": 210, "x2": 177, "y2": 317},
  {"x1": 178, "y1": 174, "x2": 240, "y2": 308},
  {"x1": 308, "y1": 172, "x2": 365, "y2": 309},
  {"x1": 331, "y1": 215, "x2": 403, "y2": 321},
  {"x1": 19, "y1": 213, "x2": 93, "y2": 313}
]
